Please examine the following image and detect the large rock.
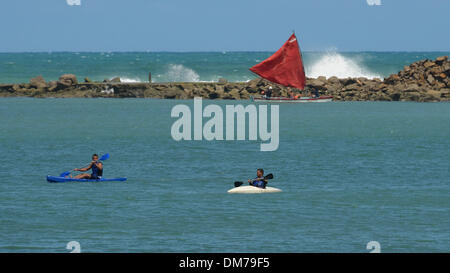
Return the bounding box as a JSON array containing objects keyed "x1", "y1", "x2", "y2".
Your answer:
[
  {"x1": 110, "y1": 77, "x2": 121, "y2": 83},
  {"x1": 343, "y1": 83, "x2": 360, "y2": 91},
  {"x1": 425, "y1": 90, "x2": 442, "y2": 100},
  {"x1": 377, "y1": 93, "x2": 392, "y2": 101},
  {"x1": 403, "y1": 83, "x2": 421, "y2": 93},
  {"x1": 435, "y1": 56, "x2": 448, "y2": 65},
  {"x1": 340, "y1": 78, "x2": 358, "y2": 86},
  {"x1": 427, "y1": 74, "x2": 435, "y2": 85},
  {"x1": 223, "y1": 89, "x2": 240, "y2": 100},
  {"x1": 438, "y1": 73, "x2": 447, "y2": 80},
  {"x1": 48, "y1": 81, "x2": 58, "y2": 92},
  {"x1": 317, "y1": 76, "x2": 327, "y2": 82},
  {"x1": 239, "y1": 89, "x2": 250, "y2": 99},
  {"x1": 384, "y1": 74, "x2": 400, "y2": 84},
  {"x1": 163, "y1": 89, "x2": 185, "y2": 99},
  {"x1": 218, "y1": 78, "x2": 228, "y2": 84},
  {"x1": 364, "y1": 80, "x2": 381, "y2": 91},
  {"x1": 324, "y1": 83, "x2": 341, "y2": 92},
  {"x1": 58, "y1": 74, "x2": 78, "y2": 86},
  {"x1": 245, "y1": 85, "x2": 259, "y2": 93},
  {"x1": 208, "y1": 91, "x2": 221, "y2": 99},
  {"x1": 390, "y1": 92, "x2": 402, "y2": 101},
  {"x1": 29, "y1": 76, "x2": 47, "y2": 88},
  {"x1": 327, "y1": 76, "x2": 340, "y2": 84},
  {"x1": 424, "y1": 61, "x2": 435, "y2": 68},
  {"x1": 307, "y1": 78, "x2": 327, "y2": 90},
  {"x1": 12, "y1": 84, "x2": 21, "y2": 92}
]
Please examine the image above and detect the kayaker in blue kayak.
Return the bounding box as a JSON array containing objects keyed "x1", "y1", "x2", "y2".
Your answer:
[
  {"x1": 73, "y1": 154, "x2": 103, "y2": 179},
  {"x1": 248, "y1": 169, "x2": 267, "y2": 189}
]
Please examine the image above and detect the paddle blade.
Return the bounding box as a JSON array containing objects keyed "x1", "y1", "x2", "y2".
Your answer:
[
  {"x1": 59, "y1": 171, "x2": 71, "y2": 177},
  {"x1": 99, "y1": 153, "x2": 110, "y2": 161},
  {"x1": 265, "y1": 173, "x2": 274, "y2": 180},
  {"x1": 234, "y1": 181, "x2": 244, "y2": 187}
]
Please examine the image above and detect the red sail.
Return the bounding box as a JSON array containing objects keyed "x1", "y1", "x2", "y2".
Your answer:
[{"x1": 250, "y1": 34, "x2": 306, "y2": 90}]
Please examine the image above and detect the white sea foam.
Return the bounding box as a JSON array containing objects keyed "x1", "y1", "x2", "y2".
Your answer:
[
  {"x1": 120, "y1": 77, "x2": 141, "y2": 83},
  {"x1": 164, "y1": 64, "x2": 200, "y2": 82},
  {"x1": 306, "y1": 52, "x2": 380, "y2": 79},
  {"x1": 106, "y1": 77, "x2": 142, "y2": 83}
]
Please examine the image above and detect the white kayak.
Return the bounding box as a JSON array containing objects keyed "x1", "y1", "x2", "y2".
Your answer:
[{"x1": 227, "y1": 186, "x2": 282, "y2": 194}]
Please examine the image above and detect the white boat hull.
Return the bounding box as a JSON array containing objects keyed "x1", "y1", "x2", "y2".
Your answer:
[
  {"x1": 227, "y1": 186, "x2": 282, "y2": 194},
  {"x1": 252, "y1": 96, "x2": 333, "y2": 103}
]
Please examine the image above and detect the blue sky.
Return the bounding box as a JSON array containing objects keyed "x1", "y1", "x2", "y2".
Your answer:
[{"x1": 0, "y1": 0, "x2": 449, "y2": 52}]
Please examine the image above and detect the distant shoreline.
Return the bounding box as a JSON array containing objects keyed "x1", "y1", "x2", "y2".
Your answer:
[{"x1": 1, "y1": 56, "x2": 449, "y2": 102}]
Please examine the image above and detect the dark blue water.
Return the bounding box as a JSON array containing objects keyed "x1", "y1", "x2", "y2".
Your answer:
[{"x1": 0, "y1": 98, "x2": 448, "y2": 252}]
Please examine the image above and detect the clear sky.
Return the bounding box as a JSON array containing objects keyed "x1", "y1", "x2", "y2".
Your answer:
[{"x1": 0, "y1": 0, "x2": 449, "y2": 52}]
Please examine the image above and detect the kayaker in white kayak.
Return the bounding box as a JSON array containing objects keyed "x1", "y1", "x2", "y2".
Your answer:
[
  {"x1": 248, "y1": 169, "x2": 267, "y2": 189},
  {"x1": 72, "y1": 154, "x2": 103, "y2": 179}
]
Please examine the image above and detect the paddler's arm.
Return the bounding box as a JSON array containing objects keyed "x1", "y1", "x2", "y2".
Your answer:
[
  {"x1": 75, "y1": 162, "x2": 94, "y2": 172},
  {"x1": 248, "y1": 177, "x2": 262, "y2": 183}
]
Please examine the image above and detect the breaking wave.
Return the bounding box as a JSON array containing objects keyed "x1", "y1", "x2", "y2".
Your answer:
[
  {"x1": 306, "y1": 52, "x2": 381, "y2": 79},
  {"x1": 161, "y1": 64, "x2": 200, "y2": 82},
  {"x1": 120, "y1": 77, "x2": 141, "y2": 83},
  {"x1": 107, "y1": 77, "x2": 142, "y2": 83}
]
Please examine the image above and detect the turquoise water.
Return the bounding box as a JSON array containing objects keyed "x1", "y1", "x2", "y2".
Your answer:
[
  {"x1": 1, "y1": 52, "x2": 449, "y2": 83},
  {"x1": 0, "y1": 98, "x2": 449, "y2": 252}
]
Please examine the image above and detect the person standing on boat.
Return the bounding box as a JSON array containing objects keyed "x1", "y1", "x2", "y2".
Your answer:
[
  {"x1": 73, "y1": 154, "x2": 103, "y2": 179},
  {"x1": 313, "y1": 89, "x2": 319, "y2": 98},
  {"x1": 309, "y1": 89, "x2": 319, "y2": 98},
  {"x1": 266, "y1": 86, "x2": 273, "y2": 98},
  {"x1": 248, "y1": 169, "x2": 267, "y2": 188}
]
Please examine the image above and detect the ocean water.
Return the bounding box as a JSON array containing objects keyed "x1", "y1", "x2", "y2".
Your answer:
[
  {"x1": 0, "y1": 98, "x2": 449, "y2": 253},
  {"x1": 0, "y1": 52, "x2": 449, "y2": 84}
]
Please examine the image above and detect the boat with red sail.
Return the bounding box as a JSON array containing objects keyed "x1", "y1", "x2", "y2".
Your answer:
[{"x1": 250, "y1": 33, "x2": 333, "y2": 103}]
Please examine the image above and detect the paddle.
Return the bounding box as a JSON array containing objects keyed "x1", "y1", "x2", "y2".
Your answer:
[
  {"x1": 234, "y1": 173, "x2": 274, "y2": 187},
  {"x1": 59, "y1": 153, "x2": 110, "y2": 177}
]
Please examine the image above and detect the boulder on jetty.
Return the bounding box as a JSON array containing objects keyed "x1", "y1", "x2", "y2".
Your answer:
[
  {"x1": 58, "y1": 74, "x2": 78, "y2": 86},
  {"x1": 47, "y1": 81, "x2": 57, "y2": 92},
  {"x1": 29, "y1": 76, "x2": 47, "y2": 89},
  {"x1": 1, "y1": 56, "x2": 449, "y2": 101},
  {"x1": 218, "y1": 78, "x2": 228, "y2": 84},
  {"x1": 103, "y1": 77, "x2": 121, "y2": 83}
]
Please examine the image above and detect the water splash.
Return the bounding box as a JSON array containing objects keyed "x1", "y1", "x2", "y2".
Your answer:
[
  {"x1": 120, "y1": 77, "x2": 141, "y2": 83},
  {"x1": 306, "y1": 52, "x2": 381, "y2": 79},
  {"x1": 107, "y1": 77, "x2": 142, "y2": 83},
  {"x1": 163, "y1": 64, "x2": 200, "y2": 82}
]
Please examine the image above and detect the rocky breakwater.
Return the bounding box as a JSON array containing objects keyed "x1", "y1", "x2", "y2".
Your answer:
[
  {"x1": 0, "y1": 75, "x2": 253, "y2": 99},
  {"x1": 0, "y1": 56, "x2": 449, "y2": 102},
  {"x1": 300, "y1": 56, "x2": 449, "y2": 102}
]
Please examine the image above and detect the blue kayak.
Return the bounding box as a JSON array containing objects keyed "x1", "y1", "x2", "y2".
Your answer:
[{"x1": 47, "y1": 175, "x2": 127, "y2": 183}]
